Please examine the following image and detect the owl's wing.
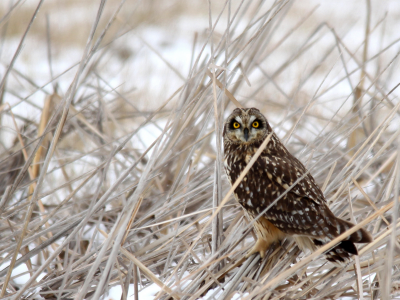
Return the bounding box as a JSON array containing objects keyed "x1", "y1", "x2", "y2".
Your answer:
[
  {"x1": 253, "y1": 151, "x2": 336, "y2": 238},
  {"x1": 261, "y1": 151, "x2": 325, "y2": 205},
  {"x1": 258, "y1": 184, "x2": 334, "y2": 239}
]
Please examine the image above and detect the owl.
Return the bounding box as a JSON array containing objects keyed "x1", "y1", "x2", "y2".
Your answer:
[{"x1": 223, "y1": 107, "x2": 372, "y2": 264}]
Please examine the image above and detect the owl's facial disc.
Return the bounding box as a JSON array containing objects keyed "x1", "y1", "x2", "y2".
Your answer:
[{"x1": 229, "y1": 114, "x2": 264, "y2": 143}]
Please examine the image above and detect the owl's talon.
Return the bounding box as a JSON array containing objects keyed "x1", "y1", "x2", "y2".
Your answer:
[{"x1": 246, "y1": 238, "x2": 269, "y2": 259}]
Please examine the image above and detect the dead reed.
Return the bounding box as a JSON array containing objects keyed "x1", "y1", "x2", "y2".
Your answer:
[{"x1": 0, "y1": 0, "x2": 399, "y2": 299}]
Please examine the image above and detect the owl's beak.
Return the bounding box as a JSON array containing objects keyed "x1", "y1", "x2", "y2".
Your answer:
[{"x1": 244, "y1": 128, "x2": 249, "y2": 141}]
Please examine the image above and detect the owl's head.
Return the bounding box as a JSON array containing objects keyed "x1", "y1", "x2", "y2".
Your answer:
[{"x1": 223, "y1": 107, "x2": 271, "y2": 144}]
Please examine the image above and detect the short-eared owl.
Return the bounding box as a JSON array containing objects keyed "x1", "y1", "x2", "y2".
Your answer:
[{"x1": 223, "y1": 107, "x2": 372, "y2": 263}]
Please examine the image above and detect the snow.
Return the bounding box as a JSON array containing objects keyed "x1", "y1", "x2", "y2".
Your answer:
[
  {"x1": 2, "y1": 0, "x2": 400, "y2": 298},
  {"x1": 102, "y1": 283, "x2": 161, "y2": 300},
  {"x1": 102, "y1": 283, "x2": 248, "y2": 300}
]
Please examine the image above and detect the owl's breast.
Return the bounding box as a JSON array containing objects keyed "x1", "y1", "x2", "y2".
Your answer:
[{"x1": 224, "y1": 151, "x2": 279, "y2": 214}]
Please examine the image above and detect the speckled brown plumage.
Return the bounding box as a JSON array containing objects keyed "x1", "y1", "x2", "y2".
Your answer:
[{"x1": 223, "y1": 107, "x2": 372, "y2": 264}]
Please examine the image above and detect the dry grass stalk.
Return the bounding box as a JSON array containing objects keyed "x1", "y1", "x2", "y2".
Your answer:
[{"x1": 0, "y1": 0, "x2": 399, "y2": 299}]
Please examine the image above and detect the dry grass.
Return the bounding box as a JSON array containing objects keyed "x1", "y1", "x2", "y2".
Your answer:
[{"x1": 0, "y1": 0, "x2": 400, "y2": 299}]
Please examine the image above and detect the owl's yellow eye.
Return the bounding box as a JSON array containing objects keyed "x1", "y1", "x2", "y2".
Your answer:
[
  {"x1": 233, "y1": 122, "x2": 241, "y2": 129},
  {"x1": 252, "y1": 121, "x2": 259, "y2": 128}
]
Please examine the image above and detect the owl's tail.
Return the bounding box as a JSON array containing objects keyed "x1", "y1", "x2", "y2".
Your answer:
[
  {"x1": 314, "y1": 218, "x2": 373, "y2": 264},
  {"x1": 335, "y1": 218, "x2": 373, "y2": 244}
]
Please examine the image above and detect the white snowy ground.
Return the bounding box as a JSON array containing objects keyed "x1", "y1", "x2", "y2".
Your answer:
[
  {"x1": 103, "y1": 282, "x2": 248, "y2": 300},
  {"x1": 1, "y1": 0, "x2": 400, "y2": 299}
]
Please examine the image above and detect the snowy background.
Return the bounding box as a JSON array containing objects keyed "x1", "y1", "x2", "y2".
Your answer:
[{"x1": 1, "y1": 0, "x2": 400, "y2": 299}]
